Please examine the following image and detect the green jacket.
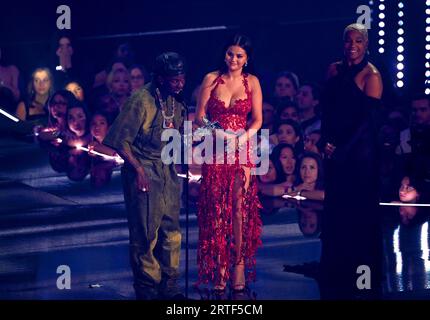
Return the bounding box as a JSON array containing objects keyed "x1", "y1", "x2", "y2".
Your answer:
[{"x1": 103, "y1": 82, "x2": 185, "y2": 164}]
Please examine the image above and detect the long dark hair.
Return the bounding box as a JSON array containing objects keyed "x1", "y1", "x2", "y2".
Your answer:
[
  {"x1": 295, "y1": 151, "x2": 324, "y2": 190},
  {"x1": 65, "y1": 100, "x2": 90, "y2": 137},
  {"x1": 217, "y1": 34, "x2": 254, "y2": 75},
  {"x1": 271, "y1": 143, "x2": 297, "y2": 179},
  {"x1": 47, "y1": 89, "x2": 78, "y2": 127}
]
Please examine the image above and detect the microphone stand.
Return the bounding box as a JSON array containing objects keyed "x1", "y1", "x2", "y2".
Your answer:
[{"x1": 179, "y1": 95, "x2": 190, "y2": 299}]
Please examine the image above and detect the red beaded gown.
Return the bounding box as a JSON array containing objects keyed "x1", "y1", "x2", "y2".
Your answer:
[{"x1": 196, "y1": 73, "x2": 262, "y2": 286}]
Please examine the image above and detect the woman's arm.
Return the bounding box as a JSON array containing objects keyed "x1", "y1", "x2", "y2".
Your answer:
[
  {"x1": 240, "y1": 75, "x2": 263, "y2": 142},
  {"x1": 258, "y1": 183, "x2": 286, "y2": 197},
  {"x1": 287, "y1": 188, "x2": 325, "y2": 201},
  {"x1": 364, "y1": 71, "x2": 383, "y2": 99},
  {"x1": 195, "y1": 72, "x2": 217, "y2": 127},
  {"x1": 15, "y1": 101, "x2": 26, "y2": 121}
]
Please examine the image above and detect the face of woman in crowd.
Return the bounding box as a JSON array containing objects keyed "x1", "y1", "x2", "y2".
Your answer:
[
  {"x1": 279, "y1": 147, "x2": 296, "y2": 175},
  {"x1": 111, "y1": 73, "x2": 130, "y2": 97},
  {"x1": 57, "y1": 37, "x2": 73, "y2": 57},
  {"x1": 399, "y1": 177, "x2": 419, "y2": 203},
  {"x1": 300, "y1": 157, "x2": 318, "y2": 186},
  {"x1": 90, "y1": 114, "x2": 109, "y2": 142},
  {"x1": 65, "y1": 82, "x2": 84, "y2": 101},
  {"x1": 130, "y1": 68, "x2": 145, "y2": 92},
  {"x1": 259, "y1": 160, "x2": 277, "y2": 184},
  {"x1": 50, "y1": 94, "x2": 67, "y2": 120},
  {"x1": 280, "y1": 106, "x2": 299, "y2": 122},
  {"x1": 33, "y1": 70, "x2": 51, "y2": 96},
  {"x1": 344, "y1": 30, "x2": 368, "y2": 63},
  {"x1": 277, "y1": 124, "x2": 299, "y2": 145},
  {"x1": 224, "y1": 45, "x2": 248, "y2": 72},
  {"x1": 68, "y1": 107, "x2": 87, "y2": 137},
  {"x1": 275, "y1": 76, "x2": 296, "y2": 99}
]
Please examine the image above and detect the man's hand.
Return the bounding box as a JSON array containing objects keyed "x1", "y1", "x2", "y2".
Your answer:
[{"x1": 136, "y1": 167, "x2": 150, "y2": 192}]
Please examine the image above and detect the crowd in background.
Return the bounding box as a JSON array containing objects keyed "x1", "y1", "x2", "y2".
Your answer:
[{"x1": 0, "y1": 32, "x2": 429, "y2": 208}]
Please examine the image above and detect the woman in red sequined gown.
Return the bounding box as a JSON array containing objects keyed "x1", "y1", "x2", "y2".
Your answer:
[{"x1": 195, "y1": 35, "x2": 263, "y2": 292}]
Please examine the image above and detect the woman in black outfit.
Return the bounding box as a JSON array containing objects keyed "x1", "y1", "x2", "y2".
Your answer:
[{"x1": 320, "y1": 23, "x2": 384, "y2": 299}]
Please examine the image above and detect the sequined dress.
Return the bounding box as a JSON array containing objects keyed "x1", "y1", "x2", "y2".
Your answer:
[{"x1": 196, "y1": 73, "x2": 262, "y2": 286}]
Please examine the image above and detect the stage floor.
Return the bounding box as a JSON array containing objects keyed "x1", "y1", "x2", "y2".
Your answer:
[{"x1": 0, "y1": 136, "x2": 429, "y2": 300}]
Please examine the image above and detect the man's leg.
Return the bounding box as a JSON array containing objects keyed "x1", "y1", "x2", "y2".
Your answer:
[
  {"x1": 122, "y1": 165, "x2": 164, "y2": 300},
  {"x1": 155, "y1": 164, "x2": 182, "y2": 299}
]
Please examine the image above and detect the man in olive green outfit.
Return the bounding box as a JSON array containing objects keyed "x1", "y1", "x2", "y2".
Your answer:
[{"x1": 103, "y1": 52, "x2": 186, "y2": 300}]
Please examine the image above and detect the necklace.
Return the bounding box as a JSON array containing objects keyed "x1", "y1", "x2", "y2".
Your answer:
[{"x1": 155, "y1": 88, "x2": 176, "y2": 129}]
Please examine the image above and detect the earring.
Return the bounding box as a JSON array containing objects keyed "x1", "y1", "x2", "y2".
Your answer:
[{"x1": 245, "y1": 62, "x2": 248, "y2": 67}]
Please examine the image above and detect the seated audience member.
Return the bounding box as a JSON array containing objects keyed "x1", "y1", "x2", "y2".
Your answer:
[
  {"x1": 396, "y1": 94, "x2": 430, "y2": 202},
  {"x1": 37, "y1": 90, "x2": 77, "y2": 143},
  {"x1": 258, "y1": 144, "x2": 298, "y2": 197},
  {"x1": 65, "y1": 80, "x2": 85, "y2": 102},
  {"x1": 286, "y1": 152, "x2": 325, "y2": 201},
  {"x1": 51, "y1": 32, "x2": 82, "y2": 89},
  {"x1": 16, "y1": 67, "x2": 54, "y2": 123},
  {"x1": 297, "y1": 82, "x2": 321, "y2": 136},
  {"x1": 273, "y1": 70, "x2": 299, "y2": 103},
  {"x1": 96, "y1": 69, "x2": 131, "y2": 119},
  {"x1": 87, "y1": 111, "x2": 121, "y2": 187},
  {"x1": 274, "y1": 119, "x2": 304, "y2": 154},
  {"x1": 277, "y1": 101, "x2": 300, "y2": 122},
  {"x1": 129, "y1": 64, "x2": 148, "y2": 93}
]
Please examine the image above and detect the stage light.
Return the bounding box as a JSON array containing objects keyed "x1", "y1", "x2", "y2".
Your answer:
[
  {"x1": 379, "y1": 21, "x2": 385, "y2": 28},
  {"x1": 397, "y1": 63, "x2": 404, "y2": 70},
  {"x1": 397, "y1": 72, "x2": 404, "y2": 79},
  {"x1": 397, "y1": 45, "x2": 404, "y2": 53},
  {"x1": 397, "y1": 80, "x2": 404, "y2": 88},
  {"x1": 398, "y1": 2, "x2": 404, "y2": 9},
  {"x1": 379, "y1": 47, "x2": 385, "y2": 53},
  {"x1": 397, "y1": 55, "x2": 404, "y2": 62},
  {"x1": 399, "y1": 20, "x2": 404, "y2": 26},
  {"x1": 398, "y1": 28, "x2": 404, "y2": 35},
  {"x1": 379, "y1": 13, "x2": 385, "y2": 19},
  {"x1": 398, "y1": 11, "x2": 404, "y2": 18},
  {"x1": 397, "y1": 37, "x2": 404, "y2": 44},
  {"x1": 379, "y1": 4, "x2": 385, "y2": 10},
  {"x1": 426, "y1": 88, "x2": 430, "y2": 95},
  {"x1": 378, "y1": 39, "x2": 385, "y2": 45}
]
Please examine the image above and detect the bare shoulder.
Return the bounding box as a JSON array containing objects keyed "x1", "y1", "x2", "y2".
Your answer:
[
  {"x1": 246, "y1": 73, "x2": 261, "y2": 88},
  {"x1": 364, "y1": 62, "x2": 382, "y2": 79},
  {"x1": 203, "y1": 71, "x2": 219, "y2": 83}
]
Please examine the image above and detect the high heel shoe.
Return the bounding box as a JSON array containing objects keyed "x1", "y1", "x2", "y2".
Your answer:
[{"x1": 213, "y1": 266, "x2": 227, "y2": 294}]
